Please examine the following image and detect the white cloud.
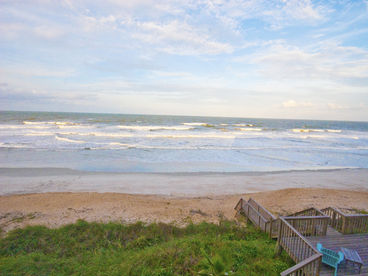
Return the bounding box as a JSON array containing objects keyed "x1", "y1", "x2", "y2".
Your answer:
[
  {"x1": 246, "y1": 41, "x2": 368, "y2": 83},
  {"x1": 131, "y1": 20, "x2": 233, "y2": 55},
  {"x1": 33, "y1": 25, "x2": 65, "y2": 39},
  {"x1": 327, "y1": 103, "x2": 349, "y2": 110},
  {"x1": 282, "y1": 100, "x2": 314, "y2": 108}
]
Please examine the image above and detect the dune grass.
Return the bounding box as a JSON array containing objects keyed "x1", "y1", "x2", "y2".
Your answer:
[{"x1": 0, "y1": 220, "x2": 293, "y2": 275}]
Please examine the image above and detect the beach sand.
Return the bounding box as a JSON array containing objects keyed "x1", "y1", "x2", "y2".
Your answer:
[{"x1": 1, "y1": 168, "x2": 368, "y2": 233}]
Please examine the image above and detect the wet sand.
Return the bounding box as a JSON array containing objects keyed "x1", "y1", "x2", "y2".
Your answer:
[{"x1": 1, "y1": 168, "x2": 368, "y2": 196}]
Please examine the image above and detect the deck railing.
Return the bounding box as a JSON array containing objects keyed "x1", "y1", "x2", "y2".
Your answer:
[
  {"x1": 321, "y1": 207, "x2": 368, "y2": 234},
  {"x1": 248, "y1": 198, "x2": 276, "y2": 221},
  {"x1": 235, "y1": 198, "x2": 278, "y2": 238},
  {"x1": 280, "y1": 254, "x2": 322, "y2": 276},
  {"x1": 235, "y1": 198, "x2": 367, "y2": 276},
  {"x1": 277, "y1": 217, "x2": 322, "y2": 276},
  {"x1": 284, "y1": 216, "x2": 329, "y2": 236},
  {"x1": 288, "y1": 207, "x2": 326, "y2": 217}
]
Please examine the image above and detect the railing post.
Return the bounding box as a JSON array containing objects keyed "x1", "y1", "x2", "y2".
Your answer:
[
  {"x1": 275, "y1": 218, "x2": 283, "y2": 256},
  {"x1": 342, "y1": 215, "x2": 347, "y2": 234},
  {"x1": 269, "y1": 219, "x2": 273, "y2": 238}
]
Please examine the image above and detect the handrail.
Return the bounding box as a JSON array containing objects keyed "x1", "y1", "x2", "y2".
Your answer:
[
  {"x1": 234, "y1": 198, "x2": 244, "y2": 211},
  {"x1": 285, "y1": 215, "x2": 329, "y2": 220},
  {"x1": 244, "y1": 202, "x2": 268, "y2": 223},
  {"x1": 277, "y1": 217, "x2": 322, "y2": 276},
  {"x1": 289, "y1": 207, "x2": 326, "y2": 217},
  {"x1": 235, "y1": 198, "x2": 278, "y2": 237},
  {"x1": 279, "y1": 217, "x2": 318, "y2": 257},
  {"x1": 248, "y1": 198, "x2": 276, "y2": 220},
  {"x1": 280, "y1": 254, "x2": 322, "y2": 276},
  {"x1": 321, "y1": 206, "x2": 368, "y2": 234},
  {"x1": 234, "y1": 199, "x2": 351, "y2": 275}
]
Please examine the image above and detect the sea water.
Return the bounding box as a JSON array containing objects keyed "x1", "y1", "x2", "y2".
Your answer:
[{"x1": 0, "y1": 111, "x2": 367, "y2": 172}]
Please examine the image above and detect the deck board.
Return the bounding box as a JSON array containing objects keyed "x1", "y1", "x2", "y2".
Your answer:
[{"x1": 307, "y1": 227, "x2": 368, "y2": 275}]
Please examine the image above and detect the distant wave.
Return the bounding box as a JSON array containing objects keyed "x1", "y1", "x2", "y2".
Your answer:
[
  {"x1": 55, "y1": 135, "x2": 85, "y2": 144},
  {"x1": 23, "y1": 121, "x2": 78, "y2": 126},
  {"x1": 238, "y1": 127, "x2": 262, "y2": 132},
  {"x1": 183, "y1": 122, "x2": 207, "y2": 126},
  {"x1": 146, "y1": 134, "x2": 236, "y2": 139},
  {"x1": 234, "y1": 124, "x2": 254, "y2": 127},
  {"x1": 292, "y1": 128, "x2": 342, "y2": 133},
  {"x1": 118, "y1": 125, "x2": 194, "y2": 131}
]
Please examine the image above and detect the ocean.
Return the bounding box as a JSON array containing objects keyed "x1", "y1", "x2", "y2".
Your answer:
[{"x1": 1, "y1": 111, "x2": 367, "y2": 173}]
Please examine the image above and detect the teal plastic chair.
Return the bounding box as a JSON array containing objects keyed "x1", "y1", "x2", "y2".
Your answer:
[{"x1": 317, "y1": 243, "x2": 344, "y2": 276}]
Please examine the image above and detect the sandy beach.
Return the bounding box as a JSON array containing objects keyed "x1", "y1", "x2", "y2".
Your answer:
[{"x1": 1, "y1": 168, "x2": 367, "y2": 233}]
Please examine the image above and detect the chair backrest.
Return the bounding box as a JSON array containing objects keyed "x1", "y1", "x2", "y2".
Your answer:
[
  {"x1": 338, "y1": 251, "x2": 344, "y2": 263},
  {"x1": 317, "y1": 243, "x2": 344, "y2": 264}
]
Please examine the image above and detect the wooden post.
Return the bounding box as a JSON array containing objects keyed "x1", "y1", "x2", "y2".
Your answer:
[
  {"x1": 342, "y1": 216, "x2": 347, "y2": 234},
  {"x1": 316, "y1": 255, "x2": 322, "y2": 276},
  {"x1": 275, "y1": 218, "x2": 283, "y2": 256},
  {"x1": 269, "y1": 219, "x2": 273, "y2": 238}
]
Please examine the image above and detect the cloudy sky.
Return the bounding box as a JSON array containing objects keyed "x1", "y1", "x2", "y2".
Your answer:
[{"x1": 1, "y1": 0, "x2": 368, "y2": 120}]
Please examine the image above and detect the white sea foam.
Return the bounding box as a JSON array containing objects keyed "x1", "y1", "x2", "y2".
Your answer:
[
  {"x1": 26, "y1": 132, "x2": 55, "y2": 136},
  {"x1": 0, "y1": 125, "x2": 25, "y2": 129},
  {"x1": 234, "y1": 124, "x2": 254, "y2": 127},
  {"x1": 238, "y1": 128, "x2": 262, "y2": 132},
  {"x1": 146, "y1": 134, "x2": 236, "y2": 139},
  {"x1": 118, "y1": 125, "x2": 194, "y2": 131},
  {"x1": 23, "y1": 121, "x2": 78, "y2": 126},
  {"x1": 55, "y1": 135, "x2": 85, "y2": 144},
  {"x1": 292, "y1": 128, "x2": 327, "y2": 133},
  {"x1": 183, "y1": 122, "x2": 207, "y2": 126},
  {"x1": 0, "y1": 124, "x2": 51, "y2": 130}
]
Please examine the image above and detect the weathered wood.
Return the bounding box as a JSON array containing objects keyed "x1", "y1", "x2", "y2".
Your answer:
[
  {"x1": 289, "y1": 207, "x2": 326, "y2": 217},
  {"x1": 235, "y1": 199, "x2": 368, "y2": 276},
  {"x1": 280, "y1": 254, "x2": 322, "y2": 276},
  {"x1": 278, "y1": 217, "x2": 322, "y2": 276},
  {"x1": 248, "y1": 198, "x2": 276, "y2": 221},
  {"x1": 308, "y1": 229, "x2": 368, "y2": 275},
  {"x1": 278, "y1": 217, "x2": 319, "y2": 262},
  {"x1": 321, "y1": 207, "x2": 368, "y2": 234},
  {"x1": 285, "y1": 216, "x2": 329, "y2": 236},
  {"x1": 236, "y1": 198, "x2": 278, "y2": 237}
]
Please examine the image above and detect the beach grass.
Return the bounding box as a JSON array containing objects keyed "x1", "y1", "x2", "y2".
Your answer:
[{"x1": 0, "y1": 220, "x2": 293, "y2": 275}]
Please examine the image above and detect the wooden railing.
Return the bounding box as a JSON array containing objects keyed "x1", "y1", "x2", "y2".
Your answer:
[
  {"x1": 277, "y1": 217, "x2": 322, "y2": 276},
  {"x1": 321, "y1": 207, "x2": 368, "y2": 234},
  {"x1": 248, "y1": 198, "x2": 276, "y2": 221},
  {"x1": 235, "y1": 198, "x2": 278, "y2": 238},
  {"x1": 284, "y1": 216, "x2": 329, "y2": 236},
  {"x1": 288, "y1": 207, "x2": 326, "y2": 217},
  {"x1": 280, "y1": 254, "x2": 322, "y2": 276},
  {"x1": 236, "y1": 198, "x2": 367, "y2": 276}
]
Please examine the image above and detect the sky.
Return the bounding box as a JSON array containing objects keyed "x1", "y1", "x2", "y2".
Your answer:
[{"x1": 0, "y1": 0, "x2": 368, "y2": 121}]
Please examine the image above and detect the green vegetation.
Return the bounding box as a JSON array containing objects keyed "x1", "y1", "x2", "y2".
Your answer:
[{"x1": 0, "y1": 220, "x2": 293, "y2": 275}]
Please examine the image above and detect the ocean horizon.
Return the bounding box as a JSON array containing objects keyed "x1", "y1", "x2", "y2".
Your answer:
[{"x1": 1, "y1": 110, "x2": 368, "y2": 173}]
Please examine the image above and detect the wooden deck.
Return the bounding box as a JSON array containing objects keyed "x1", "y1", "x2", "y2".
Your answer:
[
  {"x1": 307, "y1": 227, "x2": 368, "y2": 275},
  {"x1": 235, "y1": 198, "x2": 368, "y2": 276}
]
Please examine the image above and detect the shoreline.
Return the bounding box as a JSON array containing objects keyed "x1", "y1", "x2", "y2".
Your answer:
[
  {"x1": 1, "y1": 167, "x2": 368, "y2": 196},
  {"x1": 1, "y1": 188, "x2": 368, "y2": 233}
]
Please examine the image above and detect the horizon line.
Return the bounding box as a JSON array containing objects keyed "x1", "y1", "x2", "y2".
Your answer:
[{"x1": 1, "y1": 109, "x2": 368, "y2": 123}]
